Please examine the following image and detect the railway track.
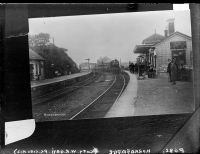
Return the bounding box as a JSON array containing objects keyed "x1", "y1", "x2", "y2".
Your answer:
[
  {"x1": 32, "y1": 73, "x2": 101, "y2": 105},
  {"x1": 70, "y1": 71, "x2": 130, "y2": 120}
]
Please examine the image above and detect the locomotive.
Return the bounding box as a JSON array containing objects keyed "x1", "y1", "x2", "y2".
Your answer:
[
  {"x1": 96, "y1": 59, "x2": 121, "y2": 74},
  {"x1": 109, "y1": 59, "x2": 121, "y2": 74}
]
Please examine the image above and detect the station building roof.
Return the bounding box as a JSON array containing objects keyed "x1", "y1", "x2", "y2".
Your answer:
[
  {"x1": 133, "y1": 31, "x2": 191, "y2": 54},
  {"x1": 142, "y1": 33, "x2": 165, "y2": 45},
  {"x1": 29, "y1": 48, "x2": 45, "y2": 61},
  {"x1": 153, "y1": 31, "x2": 191, "y2": 46}
]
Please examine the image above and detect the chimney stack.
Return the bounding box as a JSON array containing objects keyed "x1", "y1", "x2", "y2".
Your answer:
[
  {"x1": 164, "y1": 30, "x2": 168, "y2": 37},
  {"x1": 167, "y1": 18, "x2": 175, "y2": 36},
  {"x1": 164, "y1": 26, "x2": 168, "y2": 37}
]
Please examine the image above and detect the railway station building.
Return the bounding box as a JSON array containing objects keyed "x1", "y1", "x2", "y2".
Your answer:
[
  {"x1": 29, "y1": 48, "x2": 45, "y2": 81},
  {"x1": 133, "y1": 18, "x2": 192, "y2": 76}
]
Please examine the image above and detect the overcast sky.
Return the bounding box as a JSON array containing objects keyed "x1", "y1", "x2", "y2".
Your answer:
[{"x1": 29, "y1": 10, "x2": 191, "y2": 65}]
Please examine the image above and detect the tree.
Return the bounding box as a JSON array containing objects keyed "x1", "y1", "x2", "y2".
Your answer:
[
  {"x1": 97, "y1": 56, "x2": 111, "y2": 64},
  {"x1": 29, "y1": 33, "x2": 79, "y2": 79},
  {"x1": 29, "y1": 33, "x2": 50, "y2": 47},
  {"x1": 36, "y1": 33, "x2": 50, "y2": 46}
]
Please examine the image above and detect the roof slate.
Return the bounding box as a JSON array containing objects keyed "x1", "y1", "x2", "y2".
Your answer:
[
  {"x1": 142, "y1": 33, "x2": 165, "y2": 45},
  {"x1": 29, "y1": 48, "x2": 45, "y2": 60},
  {"x1": 154, "y1": 31, "x2": 192, "y2": 46}
]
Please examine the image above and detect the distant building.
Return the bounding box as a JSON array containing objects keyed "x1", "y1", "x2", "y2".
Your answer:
[
  {"x1": 97, "y1": 56, "x2": 112, "y2": 65},
  {"x1": 29, "y1": 48, "x2": 45, "y2": 80},
  {"x1": 120, "y1": 62, "x2": 129, "y2": 69},
  {"x1": 133, "y1": 18, "x2": 192, "y2": 73},
  {"x1": 79, "y1": 62, "x2": 96, "y2": 71}
]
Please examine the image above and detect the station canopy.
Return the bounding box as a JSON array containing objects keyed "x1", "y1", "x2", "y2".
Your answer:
[
  {"x1": 133, "y1": 44, "x2": 155, "y2": 54},
  {"x1": 133, "y1": 33, "x2": 164, "y2": 54}
]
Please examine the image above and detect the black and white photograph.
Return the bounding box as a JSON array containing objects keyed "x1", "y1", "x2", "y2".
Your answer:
[
  {"x1": 1, "y1": 3, "x2": 200, "y2": 154},
  {"x1": 29, "y1": 10, "x2": 193, "y2": 121}
]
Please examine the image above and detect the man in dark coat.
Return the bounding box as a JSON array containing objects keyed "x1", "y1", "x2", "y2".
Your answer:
[
  {"x1": 170, "y1": 58, "x2": 178, "y2": 85},
  {"x1": 167, "y1": 59, "x2": 172, "y2": 82},
  {"x1": 132, "y1": 63, "x2": 135, "y2": 74},
  {"x1": 129, "y1": 62, "x2": 132, "y2": 73},
  {"x1": 135, "y1": 63, "x2": 138, "y2": 73}
]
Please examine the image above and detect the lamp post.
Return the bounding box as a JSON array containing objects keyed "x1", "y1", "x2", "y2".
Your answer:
[
  {"x1": 51, "y1": 63, "x2": 55, "y2": 78},
  {"x1": 66, "y1": 65, "x2": 69, "y2": 75},
  {"x1": 85, "y1": 58, "x2": 90, "y2": 71},
  {"x1": 154, "y1": 48, "x2": 157, "y2": 68}
]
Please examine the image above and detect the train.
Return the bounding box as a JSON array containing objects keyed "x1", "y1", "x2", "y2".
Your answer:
[
  {"x1": 109, "y1": 59, "x2": 121, "y2": 73},
  {"x1": 95, "y1": 59, "x2": 121, "y2": 74},
  {"x1": 110, "y1": 59, "x2": 120, "y2": 68}
]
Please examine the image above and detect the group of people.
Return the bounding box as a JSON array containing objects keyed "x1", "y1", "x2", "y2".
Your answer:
[
  {"x1": 129, "y1": 62, "x2": 145, "y2": 75},
  {"x1": 167, "y1": 57, "x2": 178, "y2": 85},
  {"x1": 129, "y1": 62, "x2": 156, "y2": 79},
  {"x1": 128, "y1": 57, "x2": 182, "y2": 84},
  {"x1": 129, "y1": 63, "x2": 138, "y2": 74}
]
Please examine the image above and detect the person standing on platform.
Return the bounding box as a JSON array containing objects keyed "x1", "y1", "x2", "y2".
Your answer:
[
  {"x1": 170, "y1": 58, "x2": 178, "y2": 85},
  {"x1": 129, "y1": 62, "x2": 132, "y2": 73},
  {"x1": 132, "y1": 63, "x2": 135, "y2": 74},
  {"x1": 135, "y1": 63, "x2": 138, "y2": 74},
  {"x1": 167, "y1": 59, "x2": 172, "y2": 82}
]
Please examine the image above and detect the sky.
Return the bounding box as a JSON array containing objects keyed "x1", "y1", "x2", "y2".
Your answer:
[{"x1": 29, "y1": 10, "x2": 191, "y2": 65}]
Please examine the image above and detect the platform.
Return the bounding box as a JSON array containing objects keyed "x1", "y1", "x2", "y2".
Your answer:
[
  {"x1": 105, "y1": 71, "x2": 137, "y2": 118},
  {"x1": 31, "y1": 71, "x2": 92, "y2": 88},
  {"x1": 105, "y1": 70, "x2": 194, "y2": 118}
]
